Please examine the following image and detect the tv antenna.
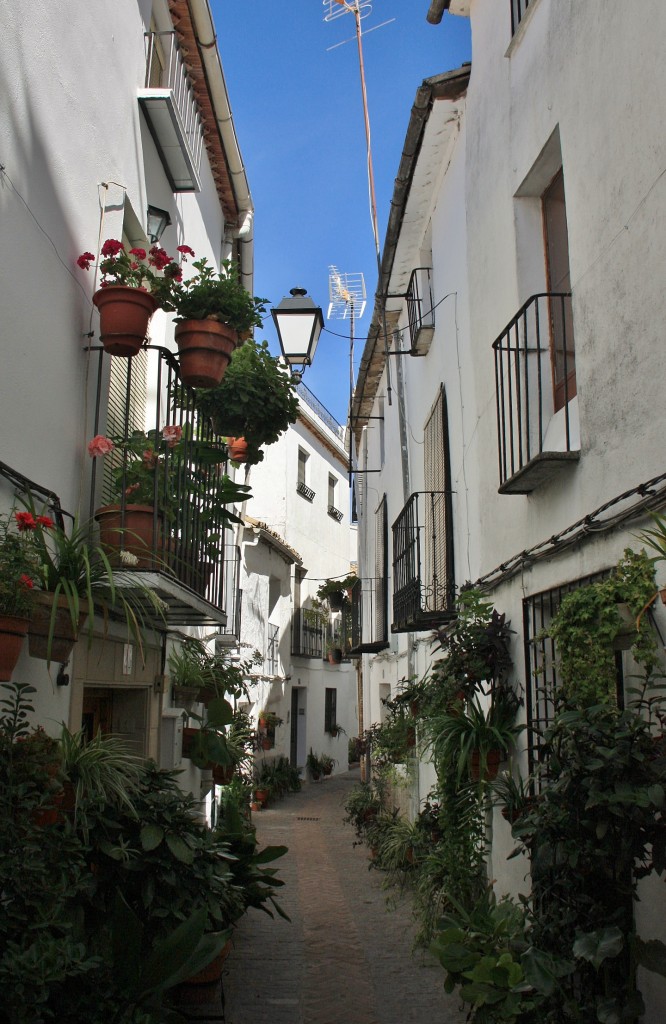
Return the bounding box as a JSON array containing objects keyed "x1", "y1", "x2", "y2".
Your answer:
[
  {"x1": 323, "y1": 0, "x2": 394, "y2": 409},
  {"x1": 328, "y1": 266, "x2": 366, "y2": 479}
]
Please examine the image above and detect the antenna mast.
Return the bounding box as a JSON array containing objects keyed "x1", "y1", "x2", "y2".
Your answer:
[
  {"x1": 324, "y1": 0, "x2": 394, "y2": 407},
  {"x1": 328, "y1": 266, "x2": 366, "y2": 480}
]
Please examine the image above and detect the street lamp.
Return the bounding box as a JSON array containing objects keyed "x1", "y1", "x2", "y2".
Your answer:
[
  {"x1": 146, "y1": 205, "x2": 172, "y2": 244},
  {"x1": 271, "y1": 288, "x2": 324, "y2": 379}
]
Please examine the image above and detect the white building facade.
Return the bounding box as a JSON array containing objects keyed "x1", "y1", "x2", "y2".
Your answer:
[
  {"x1": 233, "y1": 384, "x2": 358, "y2": 776},
  {"x1": 0, "y1": 0, "x2": 254, "y2": 798},
  {"x1": 353, "y1": 0, "x2": 666, "y2": 1017}
]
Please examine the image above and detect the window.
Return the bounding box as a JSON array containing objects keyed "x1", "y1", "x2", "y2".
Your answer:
[
  {"x1": 510, "y1": 0, "x2": 531, "y2": 35},
  {"x1": 523, "y1": 572, "x2": 621, "y2": 785},
  {"x1": 297, "y1": 448, "x2": 315, "y2": 501},
  {"x1": 325, "y1": 688, "x2": 337, "y2": 733},
  {"x1": 328, "y1": 474, "x2": 342, "y2": 520},
  {"x1": 543, "y1": 169, "x2": 576, "y2": 411},
  {"x1": 422, "y1": 386, "x2": 455, "y2": 614},
  {"x1": 374, "y1": 496, "x2": 389, "y2": 642}
]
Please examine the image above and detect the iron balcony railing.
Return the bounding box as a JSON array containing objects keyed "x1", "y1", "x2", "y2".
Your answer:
[
  {"x1": 87, "y1": 345, "x2": 235, "y2": 623},
  {"x1": 141, "y1": 31, "x2": 204, "y2": 190},
  {"x1": 493, "y1": 293, "x2": 578, "y2": 493},
  {"x1": 267, "y1": 622, "x2": 279, "y2": 675},
  {"x1": 217, "y1": 549, "x2": 242, "y2": 641},
  {"x1": 328, "y1": 505, "x2": 343, "y2": 522},
  {"x1": 349, "y1": 578, "x2": 389, "y2": 654},
  {"x1": 405, "y1": 267, "x2": 435, "y2": 353},
  {"x1": 297, "y1": 481, "x2": 315, "y2": 502},
  {"x1": 510, "y1": 0, "x2": 531, "y2": 35},
  {"x1": 392, "y1": 491, "x2": 455, "y2": 632},
  {"x1": 296, "y1": 382, "x2": 345, "y2": 440},
  {"x1": 291, "y1": 609, "x2": 325, "y2": 659}
]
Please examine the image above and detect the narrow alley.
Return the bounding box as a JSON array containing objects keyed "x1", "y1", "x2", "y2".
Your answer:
[{"x1": 218, "y1": 770, "x2": 466, "y2": 1024}]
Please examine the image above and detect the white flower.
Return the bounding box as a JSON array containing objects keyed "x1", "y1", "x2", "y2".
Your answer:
[{"x1": 119, "y1": 549, "x2": 140, "y2": 566}]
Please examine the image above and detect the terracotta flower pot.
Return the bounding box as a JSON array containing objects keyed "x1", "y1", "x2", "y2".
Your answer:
[
  {"x1": 212, "y1": 763, "x2": 235, "y2": 785},
  {"x1": 28, "y1": 593, "x2": 89, "y2": 664},
  {"x1": 93, "y1": 286, "x2": 158, "y2": 357},
  {"x1": 327, "y1": 647, "x2": 343, "y2": 664},
  {"x1": 254, "y1": 787, "x2": 269, "y2": 805},
  {"x1": 470, "y1": 748, "x2": 502, "y2": 782},
  {"x1": 226, "y1": 436, "x2": 249, "y2": 462},
  {"x1": 0, "y1": 614, "x2": 29, "y2": 681},
  {"x1": 182, "y1": 941, "x2": 232, "y2": 985},
  {"x1": 175, "y1": 320, "x2": 238, "y2": 388},
  {"x1": 95, "y1": 504, "x2": 163, "y2": 569}
]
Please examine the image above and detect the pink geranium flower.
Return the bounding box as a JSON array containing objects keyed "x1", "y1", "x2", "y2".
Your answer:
[
  {"x1": 162, "y1": 425, "x2": 183, "y2": 448},
  {"x1": 87, "y1": 435, "x2": 115, "y2": 458}
]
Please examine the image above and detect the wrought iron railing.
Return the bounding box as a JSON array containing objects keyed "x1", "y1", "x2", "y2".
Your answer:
[
  {"x1": 328, "y1": 505, "x2": 343, "y2": 522},
  {"x1": 392, "y1": 491, "x2": 454, "y2": 631},
  {"x1": 405, "y1": 267, "x2": 435, "y2": 351},
  {"x1": 267, "y1": 622, "x2": 279, "y2": 675},
  {"x1": 493, "y1": 293, "x2": 576, "y2": 491},
  {"x1": 510, "y1": 0, "x2": 531, "y2": 34},
  {"x1": 297, "y1": 481, "x2": 315, "y2": 502},
  {"x1": 291, "y1": 609, "x2": 324, "y2": 658},
  {"x1": 296, "y1": 382, "x2": 345, "y2": 440},
  {"x1": 218, "y1": 550, "x2": 242, "y2": 640},
  {"x1": 349, "y1": 578, "x2": 389, "y2": 654},
  {"x1": 87, "y1": 345, "x2": 234, "y2": 613},
  {"x1": 144, "y1": 31, "x2": 204, "y2": 179}
]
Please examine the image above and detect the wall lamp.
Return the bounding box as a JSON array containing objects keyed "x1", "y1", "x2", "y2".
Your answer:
[
  {"x1": 271, "y1": 287, "x2": 324, "y2": 382},
  {"x1": 146, "y1": 205, "x2": 172, "y2": 244}
]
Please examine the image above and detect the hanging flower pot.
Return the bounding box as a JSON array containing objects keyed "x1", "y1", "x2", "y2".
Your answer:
[
  {"x1": 327, "y1": 647, "x2": 343, "y2": 665},
  {"x1": 174, "y1": 320, "x2": 238, "y2": 388},
  {"x1": 212, "y1": 763, "x2": 235, "y2": 785},
  {"x1": 95, "y1": 504, "x2": 163, "y2": 569},
  {"x1": 28, "y1": 592, "x2": 89, "y2": 664},
  {"x1": 0, "y1": 615, "x2": 29, "y2": 682},
  {"x1": 226, "y1": 436, "x2": 249, "y2": 462},
  {"x1": 93, "y1": 286, "x2": 158, "y2": 357},
  {"x1": 327, "y1": 590, "x2": 345, "y2": 612},
  {"x1": 470, "y1": 748, "x2": 502, "y2": 782}
]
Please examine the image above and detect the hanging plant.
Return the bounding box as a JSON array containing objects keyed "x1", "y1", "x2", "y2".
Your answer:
[{"x1": 191, "y1": 340, "x2": 300, "y2": 462}]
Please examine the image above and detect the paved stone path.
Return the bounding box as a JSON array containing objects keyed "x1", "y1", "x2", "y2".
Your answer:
[{"x1": 221, "y1": 769, "x2": 467, "y2": 1024}]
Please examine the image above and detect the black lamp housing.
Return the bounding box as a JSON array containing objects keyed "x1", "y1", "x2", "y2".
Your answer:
[
  {"x1": 271, "y1": 287, "x2": 324, "y2": 372},
  {"x1": 146, "y1": 205, "x2": 172, "y2": 244}
]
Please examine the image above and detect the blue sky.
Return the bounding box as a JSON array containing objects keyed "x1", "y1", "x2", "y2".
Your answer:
[{"x1": 213, "y1": 1, "x2": 471, "y2": 425}]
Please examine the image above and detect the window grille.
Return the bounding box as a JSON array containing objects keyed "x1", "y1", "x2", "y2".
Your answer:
[
  {"x1": 523, "y1": 570, "x2": 621, "y2": 784},
  {"x1": 325, "y1": 688, "x2": 337, "y2": 733},
  {"x1": 423, "y1": 386, "x2": 454, "y2": 612}
]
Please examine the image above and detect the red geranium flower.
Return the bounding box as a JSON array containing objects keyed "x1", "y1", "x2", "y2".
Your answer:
[
  {"x1": 87, "y1": 435, "x2": 115, "y2": 458},
  {"x1": 77, "y1": 252, "x2": 95, "y2": 271},
  {"x1": 129, "y1": 247, "x2": 147, "y2": 260},
  {"x1": 15, "y1": 511, "x2": 37, "y2": 532},
  {"x1": 36, "y1": 516, "x2": 55, "y2": 529},
  {"x1": 19, "y1": 574, "x2": 34, "y2": 590},
  {"x1": 101, "y1": 238, "x2": 124, "y2": 258},
  {"x1": 177, "y1": 245, "x2": 196, "y2": 257}
]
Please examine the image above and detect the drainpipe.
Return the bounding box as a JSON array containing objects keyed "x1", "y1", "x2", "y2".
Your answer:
[{"x1": 187, "y1": 0, "x2": 255, "y2": 294}]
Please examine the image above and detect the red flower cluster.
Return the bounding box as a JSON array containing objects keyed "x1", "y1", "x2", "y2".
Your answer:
[
  {"x1": 19, "y1": 574, "x2": 34, "y2": 590},
  {"x1": 14, "y1": 511, "x2": 54, "y2": 532},
  {"x1": 148, "y1": 245, "x2": 172, "y2": 271},
  {"x1": 101, "y1": 238, "x2": 124, "y2": 258},
  {"x1": 77, "y1": 251, "x2": 95, "y2": 271},
  {"x1": 130, "y1": 247, "x2": 147, "y2": 261},
  {"x1": 177, "y1": 244, "x2": 196, "y2": 258}
]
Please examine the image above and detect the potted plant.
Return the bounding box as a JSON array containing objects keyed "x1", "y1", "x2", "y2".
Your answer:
[
  {"x1": 168, "y1": 637, "x2": 207, "y2": 706},
  {"x1": 320, "y1": 753, "x2": 337, "y2": 776},
  {"x1": 88, "y1": 427, "x2": 246, "y2": 570},
  {"x1": 326, "y1": 643, "x2": 343, "y2": 665},
  {"x1": 306, "y1": 749, "x2": 323, "y2": 782},
  {"x1": 192, "y1": 339, "x2": 300, "y2": 463},
  {"x1": 0, "y1": 510, "x2": 41, "y2": 680},
  {"x1": 16, "y1": 497, "x2": 163, "y2": 667},
  {"x1": 257, "y1": 709, "x2": 283, "y2": 750},
  {"x1": 155, "y1": 254, "x2": 267, "y2": 388},
  {"x1": 77, "y1": 240, "x2": 183, "y2": 357},
  {"x1": 317, "y1": 574, "x2": 357, "y2": 611},
  {"x1": 328, "y1": 722, "x2": 346, "y2": 738},
  {"x1": 430, "y1": 688, "x2": 524, "y2": 784}
]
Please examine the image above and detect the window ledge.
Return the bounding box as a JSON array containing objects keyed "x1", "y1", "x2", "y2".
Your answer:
[{"x1": 498, "y1": 450, "x2": 580, "y2": 495}]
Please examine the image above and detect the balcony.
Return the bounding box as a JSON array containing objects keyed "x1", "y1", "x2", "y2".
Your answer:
[
  {"x1": 87, "y1": 345, "x2": 237, "y2": 627},
  {"x1": 138, "y1": 31, "x2": 204, "y2": 192},
  {"x1": 348, "y1": 578, "x2": 389, "y2": 655},
  {"x1": 392, "y1": 492, "x2": 455, "y2": 632},
  {"x1": 405, "y1": 267, "x2": 435, "y2": 355},
  {"x1": 493, "y1": 293, "x2": 579, "y2": 494},
  {"x1": 291, "y1": 609, "x2": 324, "y2": 659}
]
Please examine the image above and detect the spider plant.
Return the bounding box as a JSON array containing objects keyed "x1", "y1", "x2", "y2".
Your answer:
[{"x1": 59, "y1": 725, "x2": 145, "y2": 824}]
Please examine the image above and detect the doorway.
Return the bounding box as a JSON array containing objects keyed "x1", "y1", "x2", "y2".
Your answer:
[
  {"x1": 82, "y1": 687, "x2": 149, "y2": 755},
  {"x1": 289, "y1": 687, "x2": 307, "y2": 769}
]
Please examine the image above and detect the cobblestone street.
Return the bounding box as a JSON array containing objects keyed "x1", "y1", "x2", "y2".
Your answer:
[{"x1": 219, "y1": 769, "x2": 467, "y2": 1024}]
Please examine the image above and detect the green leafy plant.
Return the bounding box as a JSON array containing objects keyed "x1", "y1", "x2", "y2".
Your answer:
[
  {"x1": 430, "y1": 688, "x2": 524, "y2": 784},
  {"x1": 59, "y1": 725, "x2": 144, "y2": 823},
  {"x1": 547, "y1": 549, "x2": 657, "y2": 707},
  {"x1": 193, "y1": 339, "x2": 300, "y2": 463},
  {"x1": 154, "y1": 253, "x2": 267, "y2": 329},
  {"x1": 306, "y1": 749, "x2": 324, "y2": 780}
]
